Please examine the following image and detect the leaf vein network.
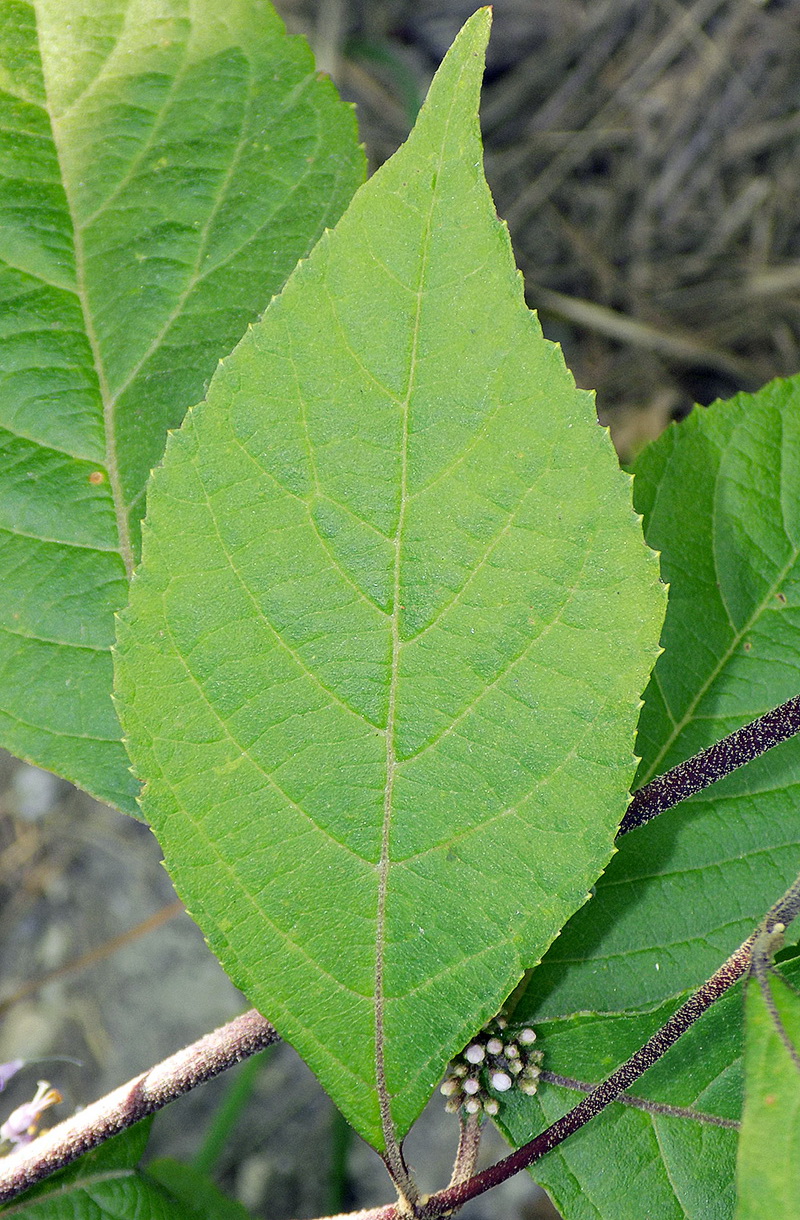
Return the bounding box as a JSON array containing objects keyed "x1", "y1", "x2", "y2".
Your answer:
[
  {"x1": 49, "y1": 6, "x2": 130, "y2": 122},
  {"x1": 0, "y1": 699, "x2": 119, "y2": 744},
  {"x1": 601, "y1": 841, "x2": 798, "y2": 890},
  {"x1": 194, "y1": 454, "x2": 383, "y2": 731},
  {"x1": 2, "y1": 420, "x2": 105, "y2": 465},
  {"x1": 0, "y1": 255, "x2": 73, "y2": 293},
  {"x1": 2, "y1": 80, "x2": 39, "y2": 108},
  {"x1": 312, "y1": 490, "x2": 393, "y2": 542},
  {"x1": 394, "y1": 692, "x2": 610, "y2": 864},
  {"x1": 159, "y1": 607, "x2": 375, "y2": 872},
  {"x1": 303, "y1": 506, "x2": 390, "y2": 616},
  {"x1": 152, "y1": 764, "x2": 376, "y2": 1013},
  {"x1": 320, "y1": 282, "x2": 405, "y2": 406},
  {"x1": 76, "y1": 49, "x2": 191, "y2": 230},
  {"x1": 0, "y1": 620, "x2": 108, "y2": 651},
  {"x1": 96, "y1": 77, "x2": 338, "y2": 444},
  {"x1": 278, "y1": 356, "x2": 392, "y2": 617},
  {"x1": 404, "y1": 391, "x2": 520, "y2": 502},
  {"x1": 3, "y1": 525, "x2": 119, "y2": 553},
  {"x1": 99, "y1": 65, "x2": 255, "y2": 411},
  {"x1": 407, "y1": 466, "x2": 553, "y2": 645},
  {"x1": 384, "y1": 935, "x2": 515, "y2": 1002},
  {"x1": 406, "y1": 542, "x2": 597, "y2": 763}
]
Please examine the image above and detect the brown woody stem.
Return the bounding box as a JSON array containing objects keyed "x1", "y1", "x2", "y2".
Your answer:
[
  {"x1": 4, "y1": 868, "x2": 800, "y2": 1216},
  {"x1": 0, "y1": 1009, "x2": 279, "y2": 1202}
]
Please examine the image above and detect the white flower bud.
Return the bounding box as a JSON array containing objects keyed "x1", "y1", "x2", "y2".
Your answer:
[
  {"x1": 465, "y1": 1043, "x2": 485, "y2": 1064},
  {"x1": 486, "y1": 1038, "x2": 504, "y2": 1055},
  {"x1": 462, "y1": 1077, "x2": 481, "y2": 1095},
  {"x1": 490, "y1": 1071, "x2": 512, "y2": 1092},
  {"x1": 518, "y1": 1028, "x2": 537, "y2": 1045}
]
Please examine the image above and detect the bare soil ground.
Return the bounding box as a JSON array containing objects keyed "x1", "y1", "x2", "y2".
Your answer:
[
  {"x1": 3, "y1": 2, "x2": 800, "y2": 1216},
  {"x1": 281, "y1": 0, "x2": 800, "y2": 457}
]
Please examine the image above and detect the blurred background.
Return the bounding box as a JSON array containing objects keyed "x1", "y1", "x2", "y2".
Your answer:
[{"x1": 3, "y1": 1, "x2": 800, "y2": 1216}]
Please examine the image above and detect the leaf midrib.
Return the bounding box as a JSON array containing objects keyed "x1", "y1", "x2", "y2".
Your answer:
[
  {"x1": 36, "y1": 9, "x2": 295, "y2": 581},
  {"x1": 37, "y1": 12, "x2": 134, "y2": 580},
  {"x1": 372, "y1": 59, "x2": 477, "y2": 1150},
  {"x1": 374, "y1": 218, "x2": 424, "y2": 1158}
]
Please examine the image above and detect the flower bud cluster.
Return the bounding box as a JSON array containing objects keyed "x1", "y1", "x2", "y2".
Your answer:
[{"x1": 440, "y1": 1014, "x2": 542, "y2": 1118}]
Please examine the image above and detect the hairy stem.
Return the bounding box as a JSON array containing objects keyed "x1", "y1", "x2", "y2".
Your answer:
[
  {"x1": 447, "y1": 1112, "x2": 483, "y2": 1188},
  {"x1": 620, "y1": 693, "x2": 800, "y2": 835},
  {"x1": 748, "y1": 873, "x2": 800, "y2": 1072},
  {"x1": 0, "y1": 1010, "x2": 280, "y2": 1202},
  {"x1": 5, "y1": 874, "x2": 800, "y2": 1216},
  {"x1": 420, "y1": 938, "x2": 755, "y2": 1216},
  {"x1": 295, "y1": 868, "x2": 799, "y2": 1220},
  {"x1": 295, "y1": 876, "x2": 798, "y2": 1220},
  {"x1": 417, "y1": 870, "x2": 800, "y2": 1219}
]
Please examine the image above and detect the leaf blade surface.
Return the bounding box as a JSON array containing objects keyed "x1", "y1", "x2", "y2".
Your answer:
[
  {"x1": 520, "y1": 378, "x2": 800, "y2": 1021},
  {"x1": 502, "y1": 982, "x2": 745, "y2": 1220},
  {"x1": 0, "y1": 0, "x2": 364, "y2": 809},
  {"x1": 115, "y1": 8, "x2": 665, "y2": 1147},
  {"x1": 735, "y1": 971, "x2": 800, "y2": 1218}
]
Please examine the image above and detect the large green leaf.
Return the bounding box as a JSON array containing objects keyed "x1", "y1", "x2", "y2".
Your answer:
[
  {"x1": 500, "y1": 985, "x2": 743, "y2": 1220},
  {"x1": 735, "y1": 971, "x2": 800, "y2": 1218},
  {"x1": 0, "y1": 0, "x2": 363, "y2": 811},
  {"x1": 520, "y1": 377, "x2": 800, "y2": 1021},
  {"x1": 115, "y1": 8, "x2": 664, "y2": 1149}
]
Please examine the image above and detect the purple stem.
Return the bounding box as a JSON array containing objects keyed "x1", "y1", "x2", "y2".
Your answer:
[{"x1": 620, "y1": 694, "x2": 800, "y2": 835}]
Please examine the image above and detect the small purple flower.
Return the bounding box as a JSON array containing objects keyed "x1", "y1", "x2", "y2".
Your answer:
[
  {"x1": 0, "y1": 1061, "x2": 24, "y2": 1092},
  {"x1": 1, "y1": 1080, "x2": 62, "y2": 1147}
]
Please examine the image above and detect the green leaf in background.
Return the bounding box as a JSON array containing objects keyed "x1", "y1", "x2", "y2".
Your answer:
[
  {"x1": 0, "y1": 0, "x2": 364, "y2": 811},
  {"x1": 503, "y1": 982, "x2": 744, "y2": 1220},
  {"x1": 115, "y1": 8, "x2": 664, "y2": 1148},
  {"x1": 519, "y1": 376, "x2": 800, "y2": 1021},
  {"x1": 0, "y1": 1120, "x2": 253, "y2": 1218},
  {"x1": 500, "y1": 983, "x2": 743, "y2": 1220},
  {"x1": 735, "y1": 971, "x2": 800, "y2": 1218},
  {"x1": 147, "y1": 1158, "x2": 253, "y2": 1220}
]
